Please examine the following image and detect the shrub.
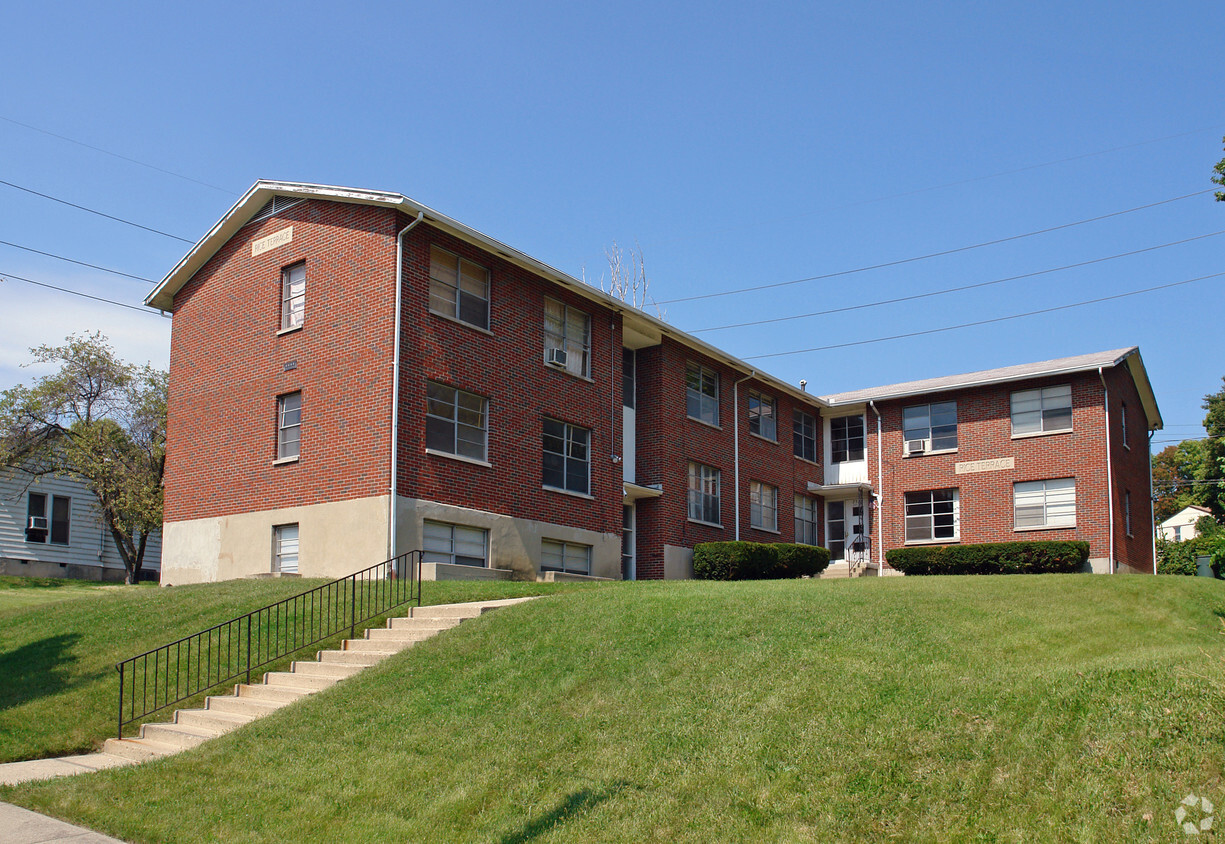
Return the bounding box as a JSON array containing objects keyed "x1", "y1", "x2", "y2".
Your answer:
[
  {"x1": 1157, "y1": 531, "x2": 1225, "y2": 577},
  {"x1": 885, "y1": 541, "x2": 1089, "y2": 576},
  {"x1": 693, "y1": 542, "x2": 830, "y2": 581}
]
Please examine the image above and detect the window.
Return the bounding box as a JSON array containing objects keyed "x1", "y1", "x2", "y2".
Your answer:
[
  {"x1": 277, "y1": 392, "x2": 301, "y2": 459},
  {"x1": 748, "y1": 391, "x2": 776, "y2": 441},
  {"x1": 622, "y1": 348, "x2": 636, "y2": 409},
  {"x1": 1011, "y1": 384, "x2": 1072, "y2": 436},
  {"x1": 543, "y1": 298, "x2": 591, "y2": 377},
  {"x1": 685, "y1": 362, "x2": 719, "y2": 426},
  {"x1": 273, "y1": 524, "x2": 299, "y2": 573},
  {"x1": 1125, "y1": 490, "x2": 1132, "y2": 537},
  {"x1": 1121, "y1": 402, "x2": 1129, "y2": 449},
  {"x1": 794, "y1": 495, "x2": 818, "y2": 545},
  {"x1": 750, "y1": 481, "x2": 778, "y2": 531},
  {"x1": 541, "y1": 539, "x2": 591, "y2": 575},
  {"x1": 423, "y1": 521, "x2": 488, "y2": 567},
  {"x1": 543, "y1": 418, "x2": 590, "y2": 494},
  {"x1": 831, "y1": 415, "x2": 865, "y2": 463},
  {"x1": 280, "y1": 262, "x2": 305, "y2": 330},
  {"x1": 429, "y1": 245, "x2": 489, "y2": 330},
  {"x1": 793, "y1": 410, "x2": 817, "y2": 462},
  {"x1": 687, "y1": 462, "x2": 721, "y2": 524},
  {"x1": 1014, "y1": 478, "x2": 1076, "y2": 529},
  {"x1": 26, "y1": 493, "x2": 70, "y2": 544},
  {"x1": 426, "y1": 382, "x2": 488, "y2": 462},
  {"x1": 902, "y1": 401, "x2": 957, "y2": 453},
  {"x1": 905, "y1": 489, "x2": 959, "y2": 542}
]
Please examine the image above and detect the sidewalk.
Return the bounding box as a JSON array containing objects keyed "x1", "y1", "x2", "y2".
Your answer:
[
  {"x1": 0, "y1": 753, "x2": 135, "y2": 787},
  {"x1": 0, "y1": 801, "x2": 126, "y2": 843}
]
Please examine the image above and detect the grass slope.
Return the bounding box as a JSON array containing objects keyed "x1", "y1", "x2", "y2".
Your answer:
[
  {"x1": 0, "y1": 577, "x2": 592, "y2": 763},
  {"x1": 5, "y1": 576, "x2": 1225, "y2": 842}
]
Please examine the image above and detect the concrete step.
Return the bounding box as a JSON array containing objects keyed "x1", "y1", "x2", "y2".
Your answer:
[
  {"x1": 263, "y1": 671, "x2": 337, "y2": 692},
  {"x1": 290, "y1": 660, "x2": 363, "y2": 679},
  {"x1": 385, "y1": 617, "x2": 463, "y2": 631},
  {"x1": 205, "y1": 694, "x2": 288, "y2": 718},
  {"x1": 235, "y1": 682, "x2": 313, "y2": 703},
  {"x1": 343, "y1": 636, "x2": 422, "y2": 653},
  {"x1": 365, "y1": 627, "x2": 443, "y2": 642},
  {"x1": 139, "y1": 722, "x2": 219, "y2": 750},
  {"x1": 409, "y1": 605, "x2": 484, "y2": 620},
  {"x1": 318, "y1": 649, "x2": 392, "y2": 665},
  {"x1": 102, "y1": 737, "x2": 181, "y2": 762},
  {"x1": 175, "y1": 708, "x2": 255, "y2": 734}
]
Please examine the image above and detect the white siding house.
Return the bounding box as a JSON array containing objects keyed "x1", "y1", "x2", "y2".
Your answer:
[
  {"x1": 1158, "y1": 505, "x2": 1215, "y2": 543},
  {"x1": 0, "y1": 469, "x2": 161, "y2": 582}
]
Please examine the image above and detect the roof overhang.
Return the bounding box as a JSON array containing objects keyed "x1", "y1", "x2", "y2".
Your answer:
[
  {"x1": 623, "y1": 481, "x2": 664, "y2": 503},
  {"x1": 807, "y1": 481, "x2": 874, "y2": 496}
]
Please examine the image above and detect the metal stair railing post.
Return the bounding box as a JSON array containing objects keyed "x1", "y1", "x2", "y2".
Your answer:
[{"x1": 115, "y1": 550, "x2": 423, "y2": 739}]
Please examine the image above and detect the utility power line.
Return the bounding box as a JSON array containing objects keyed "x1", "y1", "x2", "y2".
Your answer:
[
  {"x1": 0, "y1": 239, "x2": 156, "y2": 283},
  {"x1": 742, "y1": 270, "x2": 1225, "y2": 361},
  {"x1": 0, "y1": 179, "x2": 195, "y2": 243},
  {"x1": 692, "y1": 229, "x2": 1225, "y2": 333},
  {"x1": 658, "y1": 188, "x2": 1215, "y2": 305},
  {"x1": 0, "y1": 270, "x2": 159, "y2": 315}
]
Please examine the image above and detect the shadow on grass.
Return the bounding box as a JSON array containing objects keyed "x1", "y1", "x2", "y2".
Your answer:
[
  {"x1": 498, "y1": 782, "x2": 633, "y2": 844},
  {"x1": 0, "y1": 634, "x2": 94, "y2": 711}
]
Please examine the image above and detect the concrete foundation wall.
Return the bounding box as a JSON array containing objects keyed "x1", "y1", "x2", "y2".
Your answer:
[
  {"x1": 161, "y1": 495, "x2": 390, "y2": 585},
  {"x1": 0, "y1": 558, "x2": 132, "y2": 582},
  {"x1": 663, "y1": 544, "x2": 695, "y2": 580}
]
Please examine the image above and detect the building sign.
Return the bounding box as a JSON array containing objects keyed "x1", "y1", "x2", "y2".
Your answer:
[
  {"x1": 955, "y1": 457, "x2": 1015, "y2": 475},
  {"x1": 252, "y1": 226, "x2": 293, "y2": 257}
]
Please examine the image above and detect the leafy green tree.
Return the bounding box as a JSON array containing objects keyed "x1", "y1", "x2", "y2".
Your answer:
[
  {"x1": 0, "y1": 333, "x2": 166, "y2": 584},
  {"x1": 1200, "y1": 377, "x2": 1225, "y2": 519},
  {"x1": 1214, "y1": 136, "x2": 1225, "y2": 200},
  {"x1": 1152, "y1": 440, "x2": 1209, "y2": 522}
]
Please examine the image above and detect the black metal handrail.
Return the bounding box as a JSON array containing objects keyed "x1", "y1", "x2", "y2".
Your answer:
[{"x1": 116, "y1": 551, "x2": 422, "y2": 738}]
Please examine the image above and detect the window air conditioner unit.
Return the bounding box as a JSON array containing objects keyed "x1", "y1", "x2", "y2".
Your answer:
[
  {"x1": 28, "y1": 516, "x2": 48, "y2": 531},
  {"x1": 546, "y1": 348, "x2": 568, "y2": 367},
  {"x1": 905, "y1": 438, "x2": 929, "y2": 455}
]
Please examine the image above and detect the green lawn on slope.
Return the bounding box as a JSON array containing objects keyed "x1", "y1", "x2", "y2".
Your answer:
[{"x1": 4, "y1": 575, "x2": 1224, "y2": 842}]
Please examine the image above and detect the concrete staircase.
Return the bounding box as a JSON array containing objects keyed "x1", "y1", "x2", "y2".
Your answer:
[
  {"x1": 819, "y1": 561, "x2": 905, "y2": 579},
  {"x1": 103, "y1": 598, "x2": 534, "y2": 763}
]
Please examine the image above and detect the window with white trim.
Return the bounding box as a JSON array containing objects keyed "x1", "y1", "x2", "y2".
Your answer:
[
  {"x1": 26, "y1": 492, "x2": 70, "y2": 545},
  {"x1": 429, "y1": 245, "x2": 489, "y2": 330},
  {"x1": 904, "y1": 489, "x2": 959, "y2": 542},
  {"x1": 277, "y1": 392, "x2": 301, "y2": 459},
  {"x1": 426, "y1": 382, "x2": 488, "y2": 461},
  {"x1": 748, "y1": 391, "x2": 776, "y2": 441},
  {"x1": 543, "y1": 297, "x2": 591, "y2": 377},
  {"x1": 794, "y1": 495, "x2": 818, "y2": 545},
  {"x1": 1014, "y1": 478, "x2": 1076, "y2": 529},
  {"x1": 273, "y1": 523, "x2": 299, "y2": 573},
  {"x1": 687, "y1": 462, "x2": 721, "y2": 524},
  {"x1": 1121, "y1": 402, "x2": 1129, "y2": 449},
  {"x1": 793, "y1": 410, "x2": 817, "y2": 462},
  {"x1": 280, "y1": 262, "x2": 305, "y2": 330},
  {"x1": 543, "y1": 418, "x2": 590, "y2": 494},
  {"x1": 685, "y1": 362, "x2": 719, "y2": 426},
  {"x1": 750, "y1": 481, "x2": 778, "y2": 531},
  {"x1": 541, "y1": 539, "x2": 591, "y2": 575},
  {"x1": 1011, "y1": 385, "x2": 1072, "y2": 436},
  {"x1": 423, "y1": 521, "x2": 488, "y2": 567},
  {"x1": 831, "y1": 415, "x2": 865, "y2": 463},
  {"x1": 902, "y1": 401, "x2": 957, "y2": 453}
]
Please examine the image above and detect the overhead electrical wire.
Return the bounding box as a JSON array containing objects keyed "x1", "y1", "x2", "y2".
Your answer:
[
  {"x1": 0, "y1": 179, "x2": 195, "y2": 243},
  {"x1": 0, "y1": 269, "x2": 159, "y2": 315},
  {"x1": 741, "y1": 270, "x2": 1225, "y2": 361},
  {"x1": 692, "y1": 229, "x2": 1225, "y2": 333},
  {"x1": 658, "y1": 188, "x2": 1216, "y2": 305},
  {"x1": 0, "y1": 239, "x2": 156, "y2": 283}
]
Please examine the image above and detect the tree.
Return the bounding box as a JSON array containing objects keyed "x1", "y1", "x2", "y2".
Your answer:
[
  {"x1": 1214, "y1": 135, "x2": 1225, "y2": 201},
  {"x1": 585, "y1": 240, "x2": 664, "y2": 317},
  {"x1": 1200, "y1": 376, "x2": 1225, "y2": 519},
  {"x1": 1152, "y1": 439, "x2": 1209, "y2": 523},
  {"x1": 0, "y1": 333, "x2": 166, "y2": 584}
]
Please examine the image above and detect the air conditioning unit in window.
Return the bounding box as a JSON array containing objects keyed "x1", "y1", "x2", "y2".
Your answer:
[
  {"x1": 904, "y1": 438, "x2": 930, "y2": 456},
  {"x1": 28, "y1": 516, "x2": 48, "y2": 531},
  {"x1": 545, "y1": 348, "x2": 568, "y2": 367}
]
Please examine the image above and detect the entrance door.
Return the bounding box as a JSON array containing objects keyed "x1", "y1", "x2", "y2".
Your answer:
[
  {"x1": 621, "y1": 504, "x2": 636, "y2": 580},
  {"x1": 826, "y1": 499, "x2": 869, "y2": 563}
]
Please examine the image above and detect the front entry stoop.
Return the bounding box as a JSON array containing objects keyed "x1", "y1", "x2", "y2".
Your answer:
[{"x1": 102, "y1": 597, "x2": 536, "y2": 764}]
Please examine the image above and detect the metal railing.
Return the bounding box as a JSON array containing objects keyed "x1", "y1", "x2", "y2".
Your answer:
[{"x1": 116, "y1": 551, "x2": 422, "y2": 738}]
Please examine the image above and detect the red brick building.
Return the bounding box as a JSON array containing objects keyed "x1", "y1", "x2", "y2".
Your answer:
[{"x1": 146, "y1": 181, "x2": 1161, "y2": 583}]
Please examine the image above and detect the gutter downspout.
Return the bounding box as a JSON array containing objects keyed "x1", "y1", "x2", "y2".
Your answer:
[
  {"x1": 869, "y1": 400, "x2": 883, "y2": 576},
  {"x1": 389, "y1": 211, "x2": 425, "y2": 561},
  {"x1": 1149, "y1": 429, "x2": 1157, "y2": 575},
  {"x1": 733, "y1": 371, "x2": 756, "y2": 541},
  {"x1": 1098, "y1": 367, "x2": 1115, "y2": 573}
]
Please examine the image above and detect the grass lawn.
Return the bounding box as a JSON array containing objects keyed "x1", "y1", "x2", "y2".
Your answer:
[
  {"x1": 0, "y1": 576, "x2": 595, "y2": 764},
  {"x1": 3, "y1": 574, "x2": 1223, "y2": 842}
]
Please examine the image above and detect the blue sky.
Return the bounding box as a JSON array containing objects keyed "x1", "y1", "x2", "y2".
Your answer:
[{"x1": 1, "y1": 0, "x2": 1222, "y2": 448}]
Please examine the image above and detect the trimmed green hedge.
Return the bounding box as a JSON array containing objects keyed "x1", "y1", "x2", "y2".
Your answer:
[
  {"x1": 693, "y1": 542, "x2": 831, "y2": 581},
  {"x1": 885, "y1": 541, "x2": 1089, "y2": 575}
]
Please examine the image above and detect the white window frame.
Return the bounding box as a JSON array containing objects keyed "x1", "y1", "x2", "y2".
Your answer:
[
  {"x1": 750, "y1": 481, "x2": 778, "y2": 532},
  {"x1": 831, "y1": 415, "x2": 865, "y2": 463},
  {"x1": 1121, "y1": 402, "x2": 1129, "y2": 449},
  {"x1": 423, "y1": 520, "x2": 489, "y2": 567},
  {"x1": 1011, "y1": 384, "x2": 1072, "y2": 437},
  {"x1": 429, "y1": 244, "x2": 490, "y2": 330},
  {"x1": 687, "y1": 462, "x2": 721, "y2": 525},
  {"x1": 543, "y1": 297, "x2": 591, "y2": 378},
  {"x1": 425, "y1": 381, "x2": 488, "y2": 463},
  {"x1": 794, "y1": 495, "x2": 818, "y2": 545},
  {"x1": 793, "y1": 410, "x2": 817, "y2": 462},
  {"x1": 904, "y1": 489, "x2": 960, "y2": 543},
  {"x1": 747, "y1": 390, "x2": 777, "y2": 441},
  {"x1": 1014, "y1": 478, "x2": 1076, "y2": 530},
  {"x1": 541, "y1": 539, "x2": 592, "y2": 575},
  {"x1": 26, "y1": 492, "x2": 70, "y2": 545},
  {"x1": 902, "y1": 401, "x2": 958, "y2": 454},
  {"x1": 277, "y1": 392, "x2": 301, "y2": 460},
  {"x1": 280, "y1": 262, "x2": 305, "y2": 331},
  {"x1": 685, "y1": 362, "x2": 719, "y2": 427},
  {"x1": 273, "y1": 523, "x2": 299, "y2": 573},
  {"x1": 543, "y1": 418, "x2": 590, "y2": 495}
]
